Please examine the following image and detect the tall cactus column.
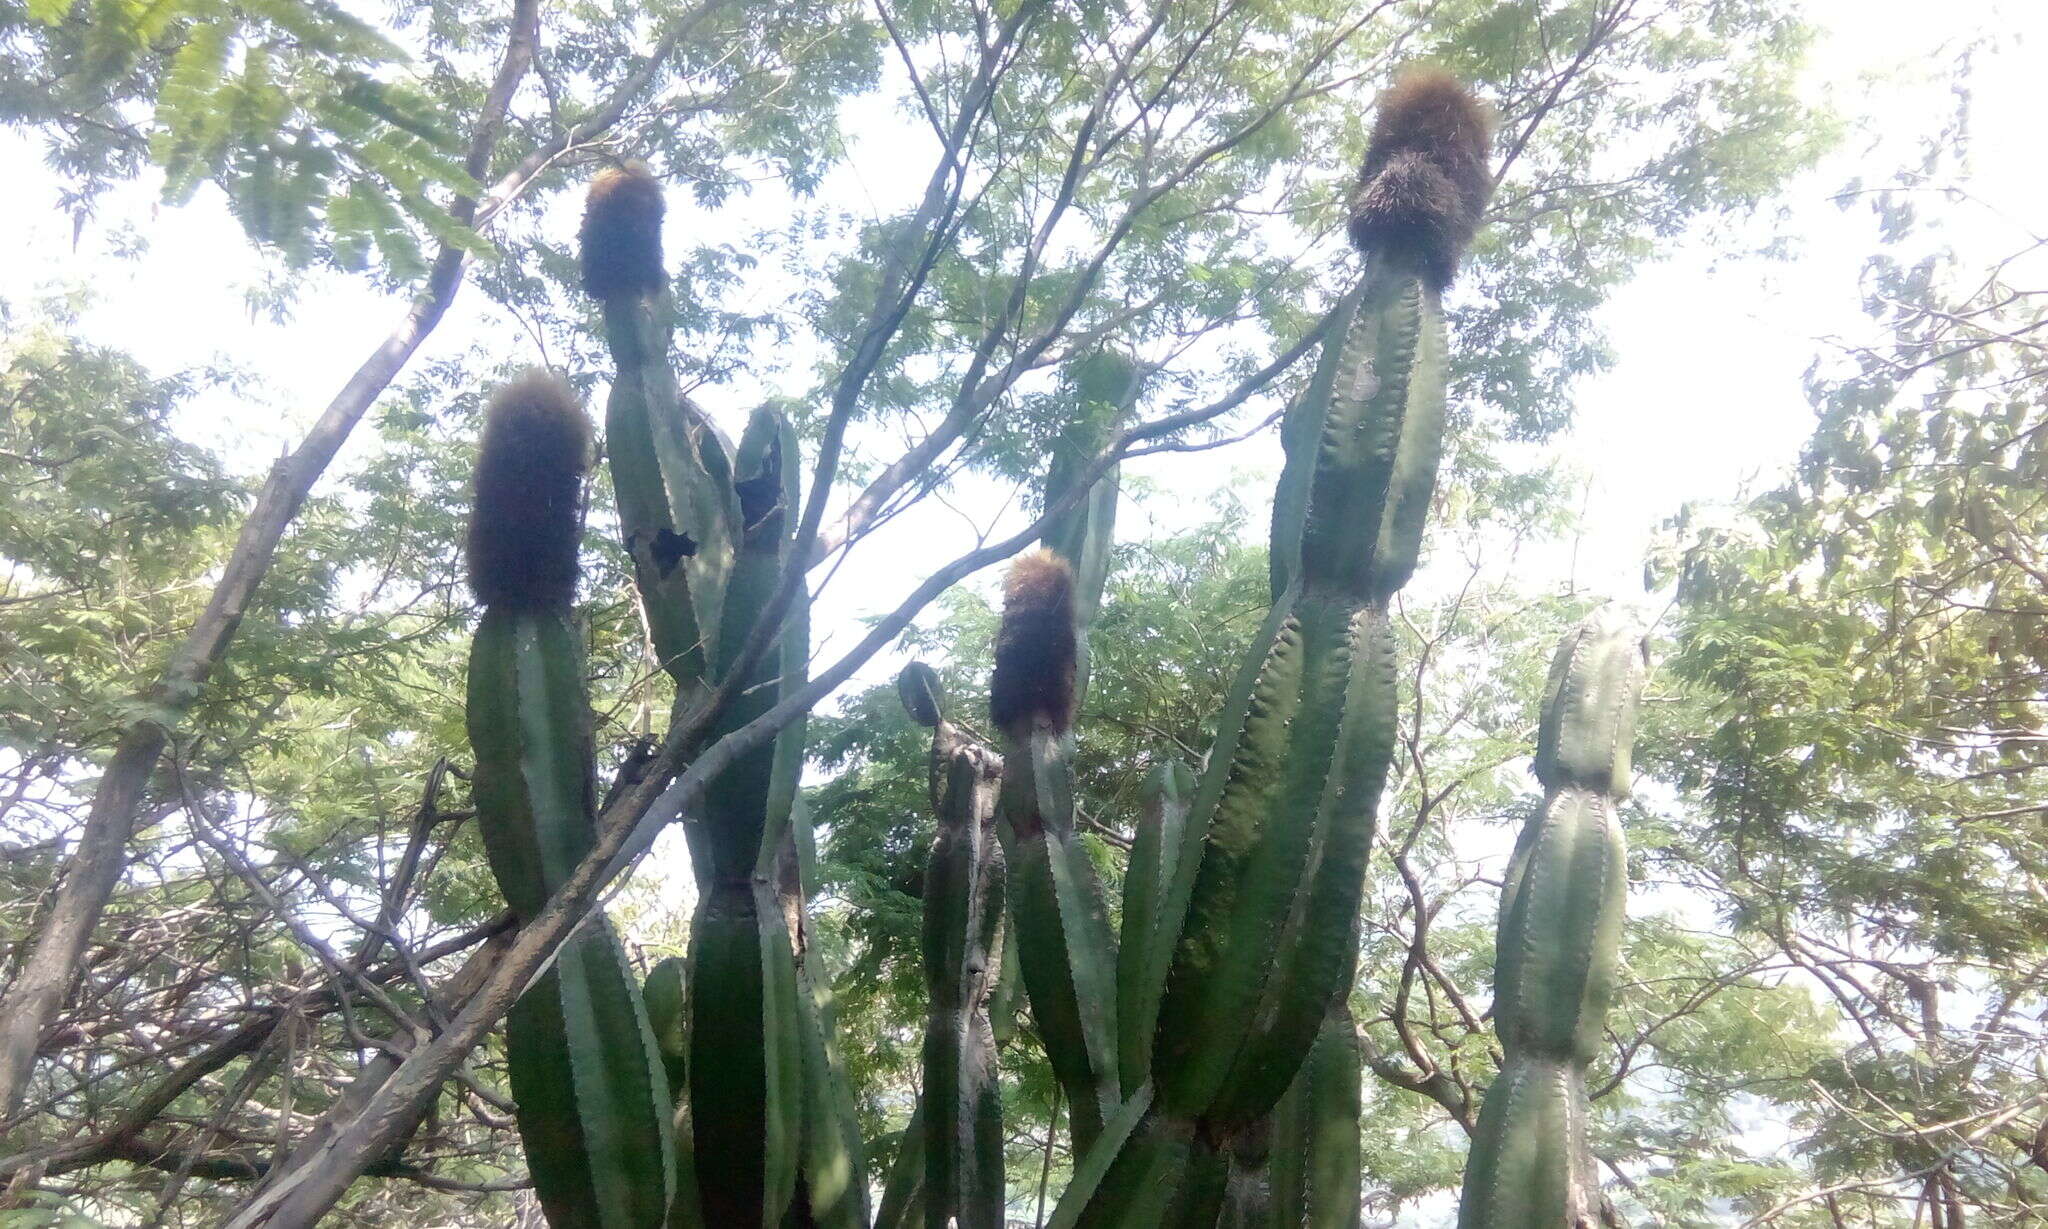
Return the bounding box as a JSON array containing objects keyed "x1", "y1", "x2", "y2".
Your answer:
[
  {"x1": 578, "y1": 168, "x2": 863, "y2": 1229},
  {"x1": 899, "y1": 664, "x2": 1010, "y2": 1229},
  {"x1": 992, "y1": 551, "x2": 1126, "y2": 1152},
  {"x1": 992, "y1": 354, "x2": 1133, "y2": 1156},
  {"x1": 464, "y1": 372, "x2": 676, "y2": 1229},
  {"x1": 1055, "y1": 69, "x2": 1494, "y2": 1226},
  {"x1": 1457, "y1": 606, "x2": 1647, "y2": 1229},
  {"x1": 581, "y1": 163, "x2": 740, "y2": 710}
]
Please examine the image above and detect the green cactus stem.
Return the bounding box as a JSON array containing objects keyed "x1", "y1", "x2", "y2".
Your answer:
[
  {"x1": 642, "y1": 958, "x2": 705, "y2": 1229},
  {"x1": 507, "y1": 920, "x2": 678, "y2": 1229},
  {"x1": 464, "y1": 372, "x2": 674, "y2": 1229},
  {"x1": 1058, "y1": 69, "x2": 1490, "y2": 1224},
  {"x1": 874, "y1": 1103, "x2": 930, "y2": 1229},
  {"x1": 895, "y1": 662, "x2": 1007, "y2": 1228},
  {"x1": 1268, "y1": 1006, "x2": 1363, "y2": 1229},
  {"x1": 1115, "y1": 759, "x2": 1198, "y2": 1100},
  {"x1": 577, "y1": 160, "x2": 868, "y2": 1229},
  {"x1": 580, "y1": 163, "x2": 740, "y2": 702},
  {"x1": 1041, "y1": 348, "x2": 1133, "y2": 700},
  {"x1": 991, "y1": 550, "x2": 1124, "y2": 1151},
  {"x1": 1457, "y1": 604, "x2": 1647, "y2": 1229},
  {"x1": 678, "y1": 409, "x2": 846, "y2": 1229},
  {"x1": 922, "y1": 746, "x2": 1009, "y2": 1228}
]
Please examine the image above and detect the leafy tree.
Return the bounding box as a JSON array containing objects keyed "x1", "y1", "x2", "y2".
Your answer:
[{"x1": 1643, "y1": 74, "x2": 2048, "y2": 1224}]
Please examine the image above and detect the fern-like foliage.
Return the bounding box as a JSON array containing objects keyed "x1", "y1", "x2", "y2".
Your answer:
[{"x1": 10, "y1": 0, "x2": 487, "y2": 277}]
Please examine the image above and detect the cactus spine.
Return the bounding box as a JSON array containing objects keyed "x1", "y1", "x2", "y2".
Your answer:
[{"x1": 1457, "y1": 605, "x2": 1645, "y2": 1229}]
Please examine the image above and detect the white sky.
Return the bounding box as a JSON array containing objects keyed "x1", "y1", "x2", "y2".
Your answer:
[
  {"x1": 2, "y1": 0, "x2": 2043, "y2": 798},
  {"x1": 3, "y1": 0, "x2": 2040, "y2": 641}
]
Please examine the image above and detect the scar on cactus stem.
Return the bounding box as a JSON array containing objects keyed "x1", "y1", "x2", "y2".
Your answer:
[
  {"x1": 466, "y1": 370, "x2": 593, "y2": 610},
  {"x1": 989, "y1": 548, "x2": 1078, "y2": 737},
  {"x1": 579, "y1": 161, "x2": 665, "y2": 300},
  {"x1": 1346, "y1": 67, "x2": 1494, "y2": 290}
]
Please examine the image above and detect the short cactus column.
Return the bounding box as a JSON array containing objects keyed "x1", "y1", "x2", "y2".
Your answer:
[
  {"x1": 896, "y1": 663, "x2": 1009, "y2": 1229},
  {"x1": 1457, "y1": 605, "x2": 1648, "y2": 1229}
]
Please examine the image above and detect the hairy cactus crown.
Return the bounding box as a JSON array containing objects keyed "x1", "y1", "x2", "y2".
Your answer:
[
  {"x1": 1347, "y1": 68, "x2": 1494, "y2": 289},
  {"x1": 579, "y1": 162, "x2": 666, "y2": 301},
  {"x1": 467, "y1": 370, "x2": 592, "y2": 609},
  {"x1": 990, "y1": 548, "x2": 1078, "y2": 735}
]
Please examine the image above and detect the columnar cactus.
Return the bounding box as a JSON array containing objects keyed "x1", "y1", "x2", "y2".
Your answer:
[
  {"x1": 1457, "y1": 605, "x2": 1646, "y2": 1229},
  {"x1": 464, "y1": 372, "x2": 676, "y2": 1229},
  {"x1": 1268, "y1": 1007, "x2": 1364, "y2": 1229},
  {"x1": 575, "y1": 167, "x2": 864, "y2": 1229},
  {"x1": 487, "y1": 65, "x2": 1528, "y2": 1229},
  {"x1": 581, "y1": 164, "x2": 738, "y2": 705},
  {"x1": 992, "y1": 550, "x2": 1125, "y2": 1151},
  {"x1": 900, "y1": 664, "x2": 1009, "y2": 1229},
  {"x1": 1053, "y1": 69, "x2": 1491, "y2": 1224},
  {"x1": 1115, "y1": 759, "x2": 1197, "y2": 1098},
  {"x1": 988, "y1": 357, "x2": 1132, "y2": 1153}
]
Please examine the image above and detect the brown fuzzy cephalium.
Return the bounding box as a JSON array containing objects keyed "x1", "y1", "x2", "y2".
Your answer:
[
  {"x1": 1346, "y1": 68, "x2": 1494, "y2": 290},
  {"x1": 579, "y1": 162, "x2": 666, "y2": 301},
  {"x1": 989, "y1": 549, "x2": 1078, "y2": 736},
  {"x1": 467, "y1": 370, "x2": 593, "y2": 609}
]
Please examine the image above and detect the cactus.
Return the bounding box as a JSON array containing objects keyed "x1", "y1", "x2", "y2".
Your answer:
[
  {"x1": 640, "y1": 958, "x2": 704, "y2": 1229},
  {"x1": 1457, "y1": 605, "x2": 1646, "y2": 1229},
  {"x1": 464, "y1": 372, "x2": 676, "y2": 1229},
  {"x1": 887, "y1": 662, "x2": 1009, "y2": 1229},
  {"x1": 988, "y1": 359, "x2": 1133, "y2": 1151},
  {"x1": 573, "y1": 168, "x2": 863, "y2": 1229},
  {"x1": 1115, "y1": 759, "x2": 1198, "y2": 1098},
  {"x1": 487, "y1": 67, "x2": 1513, "y2": 1229},
  {"x1": 873, "y1": 1103, "x2": 930, "y2": 1229},
  {"x1": 1268, "y1": 1006, "x2": 1363, "y2": 1229},
  {"x1": 991, "y1": 550, "x2": 1125, "y2": 1151},
  {"x1": 918, "y1": 714, "x2": 1009, "y2": 1227},
  {"x1": 583, "y1": 161, "x2": 739, "y2": 703},
  {"x1": 1051, "y1": 68, "x2": 1490, "y2": 1224}
]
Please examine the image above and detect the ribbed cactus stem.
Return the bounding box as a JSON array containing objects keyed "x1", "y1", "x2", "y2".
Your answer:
[
  {"x1": 580, "y1": 164, "x2": 739, "y2": 702},
  {"x1": 1150, "y1": 225, "x2": 1440, "y2": 1131},
  {"x1": 678, "y1": 408, "x2": 856, "y2": 1229},
  {"x1": 1060, "y1": 69, "x2": 1488, "y2": 1225},
  {"x1": 922, "y1": 747, "x2": 1009, "y2": 1229},
  {"x1": 1458, "y1": 605, "x2": 1647, "y2": 1229},
  {"x1": 1115, "y1": 760, "x2": 1197, "y2": 1099},
  {"x1": 464, "y1": 373, "x2": 674, "y2": 1229},
  {"x1": 991, "y1": 552, "x2": 1124, "y2": 1151},
  {"x1": 1268, "y1": 1005, "x2": 1363, "y2": 1229}
]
